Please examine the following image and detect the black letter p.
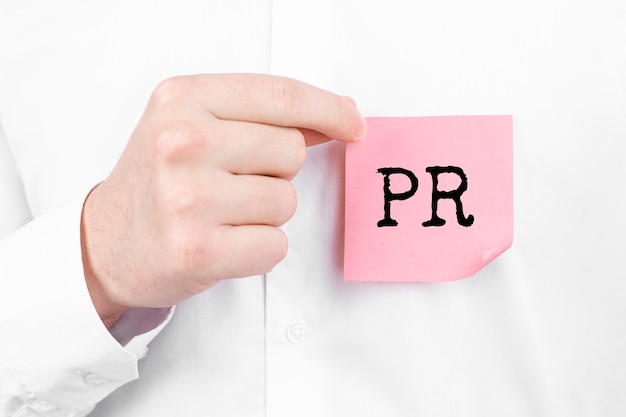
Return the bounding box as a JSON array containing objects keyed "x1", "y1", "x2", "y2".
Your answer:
[{"x1": 376, "y1": 167, "x2": 419, "y2": 227}]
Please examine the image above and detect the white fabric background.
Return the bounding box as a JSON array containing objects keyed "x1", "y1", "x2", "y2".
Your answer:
[{"x1": 1, "y1": 0, "x2": 625, "y2": 416}]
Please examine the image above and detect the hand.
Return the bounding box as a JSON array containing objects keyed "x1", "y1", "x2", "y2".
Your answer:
[{"x1": 80, "y1": 74, "x2": 366, "y2": 328}]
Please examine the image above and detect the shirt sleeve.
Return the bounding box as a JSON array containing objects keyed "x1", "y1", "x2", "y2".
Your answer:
[{"x1": 0, "y1": 122, "x2": 172, "y2": 416}]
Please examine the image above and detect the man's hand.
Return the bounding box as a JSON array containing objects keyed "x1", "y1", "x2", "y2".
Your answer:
[{"x1": 80, "y1": 74, "x2": 366, "y2": 328}]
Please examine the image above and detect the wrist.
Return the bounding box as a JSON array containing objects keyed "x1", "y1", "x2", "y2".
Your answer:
[{"x1": 80, "y1": 185, "x2": 128, "y2": 329}]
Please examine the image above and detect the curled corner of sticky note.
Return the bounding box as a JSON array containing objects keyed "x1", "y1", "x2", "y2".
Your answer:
[
  {"x1": 477, "y1": 231, "x2": 514, "y2": 274},
  {"x1": 482, "y1": 245, "x2": 506, "y2": 266}
]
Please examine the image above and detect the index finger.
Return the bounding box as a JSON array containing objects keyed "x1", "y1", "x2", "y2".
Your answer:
[{"x1": 163, "y1": 73, "x2": 367, "y2": 143}]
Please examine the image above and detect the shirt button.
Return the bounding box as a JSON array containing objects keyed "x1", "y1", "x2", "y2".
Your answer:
[
  {"x1": 84, "y1": 373, "x2": 107, "y2": 387},
  {"x1": 286, "y1": 318, "x2": 310, "y2": 344}
]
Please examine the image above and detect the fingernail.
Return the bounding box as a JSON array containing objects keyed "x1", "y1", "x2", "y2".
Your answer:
[
  {"x1": 355, "y1": 112, "x2": 367, "y2": 140},
  {"x1": 343, "y1": 96, "x2": 366, "y2": 140}
]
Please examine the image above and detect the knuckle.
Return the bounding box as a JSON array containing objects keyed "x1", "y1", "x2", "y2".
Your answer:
[
  {"x1": 150, "y1": 76, "x2": 191, "y2": 108},
  {"x1": 257, "y1": 228, "x2": 288, "y2": 275},
  {"x1": 269, "y1": 180, "x2": 297, "y2": 226},
  {"x1": 272, "y1": 77, "x2": 301, "y2": 117},
  {"x1": 291, "y1": 130, "x2": 307, "y2": 170},
  {"x1": 153, "y1": 122, "x2": 204, "y2": 164},
  {"x1": 282, "y1": 128, "x2": 306, "y2": 177},
  {"x1": 170, "y1": 230, "x2": 213, "y2": 278},
  {"x1": 282, "y1": 182, "x2": 298, "y2": 220},
  {"x1": 270, "y1": 228, "x2": 289, "y2": 265},
  {"x1": 159, "y1": 181, "x2": 195, "y2": 214}
]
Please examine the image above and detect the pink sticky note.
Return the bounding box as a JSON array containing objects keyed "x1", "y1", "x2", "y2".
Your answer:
[{"x1": 344, "y1": 115, "x2": 513, "y2": 282}]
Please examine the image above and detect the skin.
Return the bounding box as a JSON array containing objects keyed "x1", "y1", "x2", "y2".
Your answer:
[{"x1": 80, "y1": 73, "x2": 366, "y2": 329}]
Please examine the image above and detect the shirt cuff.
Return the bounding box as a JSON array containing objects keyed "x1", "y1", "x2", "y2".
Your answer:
[
  {"x1": 111, "y1": 306, "x2": 175, "y2": 357},
  {"x1": 0, "y1": 198, "x2": 171, "y2": 415}
]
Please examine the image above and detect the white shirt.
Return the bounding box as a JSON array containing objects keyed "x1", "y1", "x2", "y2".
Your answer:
[{"x1": 1, "y1": 1, "x2": 625, "y2": 416}]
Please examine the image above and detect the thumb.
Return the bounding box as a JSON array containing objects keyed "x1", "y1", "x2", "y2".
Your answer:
[{"x1": 301, "y1": 128, "x2": 333, "y2": 147}]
